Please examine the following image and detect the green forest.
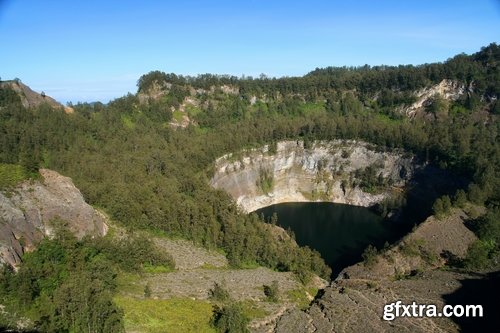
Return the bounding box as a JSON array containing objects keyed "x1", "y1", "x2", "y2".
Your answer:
[{"x1": 0, "y1": 43, "x2": 499, "y2": 332}]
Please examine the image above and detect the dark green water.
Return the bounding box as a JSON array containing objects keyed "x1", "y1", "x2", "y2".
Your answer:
[{"x1": 256, "y1": 202, "x2": 405, "y2": 276}]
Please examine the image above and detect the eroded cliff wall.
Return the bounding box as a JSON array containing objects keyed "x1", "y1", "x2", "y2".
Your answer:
[
  {"x1": 0, "y1": 169, "x2": 108, "y2": 268},
  {"x1": 211, "y1": 140, "x2": 416, "y2": 212}
]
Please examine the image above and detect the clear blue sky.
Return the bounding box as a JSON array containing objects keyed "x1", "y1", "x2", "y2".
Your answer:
[{"x1": 1, "y1": 0, "x2": 499, "y2": 103}]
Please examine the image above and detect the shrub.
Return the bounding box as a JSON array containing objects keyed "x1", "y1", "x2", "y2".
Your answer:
[
  {"x1": 453, "y1": 189, "x2": 467, "y2": 208},
  {"x1": 463, "y1": 240, "x2": 496, "y2": 270},
  {"x1": 263, "y1": 281, "x2": 279, "y2": 302},
  {"x1": 0, "y1": 163, "x2": 32, "y2": 189},
  {"x1": 211, "y1": 303, "x2": 249, "y2": 333},
  {"x1": 256, "y1": 167, "x2": 274, "y2": 194},
  {"x1": 432, "y1": 195, "x2": 452, "y2": 218},
  {"x1": 362, "y1": 245, "x2": 378, "y2": 267},
  {"x1": 144, "y1": 283, "x2": 152, "y2": 298},
  {"x1": 209, "y1": 282, "x2": 230, "y2": 303}
]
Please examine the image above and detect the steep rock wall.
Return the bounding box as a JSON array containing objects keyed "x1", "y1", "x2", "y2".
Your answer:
[
  {"x1": 0, "y1": 169, "x2": 108, "y2": 268},
  {"x1": 211, "y1": 140, "x2": 416, "y2": 212}
]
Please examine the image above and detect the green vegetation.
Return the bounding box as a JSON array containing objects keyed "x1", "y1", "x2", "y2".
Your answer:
[
  {"x1": 115, "y1": 296, "x2": 215, "y2": 333},
  {"x1": 256, "y1": 167, "x2": 274, "y2": 194},
  {"x1": 0, "y1": 226, "x2": 176, "y2": 332},
  {"x1": 354, "y1": 164, "x2": 387, "y2": 193},
  {"x1": 121, "y1": 114, "x2": 135, "y2": 129},
  {"x1": 143, "y1": 264, "x2": 174, "y2": 274},
  {"x1": 239, "y1": 300, "x2": 268, "y2": 320},
  {"x1": 0, "y1": 230, "x2": 125, "y2": 332},
  {"x1": 400, "y1": 239, "x2": 425, "y2": 257},
  {"x1": 115, "y1": 272, "x2": 143, "y2": 295},
  {"x1": 362, "y1": 245, "x2": 379, "y2": 267},
  {"x1": 432, "y1": 195, "x2": 453, "y2": 218},
  {"x1": 173, "y1": 109, "x2": 184, "y2": 122},
  {"x1": 208, "y1": 282, "x2": 266, "y2": 329},
  {"x1": 0, "y1": 43, "x2": 498, "y2": 331},
  {"x1": 211, "y1": 302, "x2": 249, "y2": 333},
  {"x1": 94, "y1": 234, "x2": 175, "y2": 272},
  {"x1": 398, "y1": 238, "x2": 438, "y2": 265},
  {"x1": 463, "y1": 207, "x2": 500, "y2": 270},
  {"x1": 286, "y1": 287, "x2": 318, "y2": 309},
  {"x1": 0, "y1": 163, "x2": 33, "y2": 189},
  {"x1": 208, "y1": 282, "x2": 231, "y2": 303},
  {"x1": 263, "y1": 280, "x2": 280, "y2": 302},
  {"x1": 453, "y1": 189, "x2": 467, "y2": 208},
  {"x1": 144, "y1": 283, "x2": 152, "y2": 298}
]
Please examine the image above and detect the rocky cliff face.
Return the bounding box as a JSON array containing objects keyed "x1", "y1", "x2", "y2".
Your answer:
[
  {"x1": 0, "y1": 169, "x2": 108, "y2": 268},
  {"x1": 211, "y1": 140, "x2": 416, "y2": 212}
]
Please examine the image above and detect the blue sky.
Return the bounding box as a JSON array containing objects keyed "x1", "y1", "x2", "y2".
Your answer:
[{"x1": 0, "y1": 0, "x2": 499, "y2": 103}]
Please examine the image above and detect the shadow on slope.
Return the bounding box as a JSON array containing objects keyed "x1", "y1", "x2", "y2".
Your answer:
[{"x1": 442, "y1": 270, "x2": 500, "y2": 332}]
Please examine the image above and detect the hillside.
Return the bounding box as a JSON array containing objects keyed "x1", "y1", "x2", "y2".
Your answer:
[
  {"x1": 0, "y1": 168, "x2": 108, "y2": 267},
  {"x1": 0, "y1": 167, "x2": 327, "y2": 332},
  {"x1": 135, "y1": 43, "x2": 499, "y2": 128},
  {"x1": 0, "y1": 80, "x2": 72, "y2": 113},
  {"x1": 0, "y1": 44, "x2": 498, "y2": 332},
  {"x1": 272, "y1": 206, "x2": 500, "y2": 333}
]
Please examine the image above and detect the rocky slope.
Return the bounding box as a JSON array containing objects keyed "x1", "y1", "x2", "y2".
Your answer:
[
  {"x1": 268, "y1": 207, "x2": 484, "y2": 333},
  {"x1": 0, "y1": 169, "x2": 108, "y2": 268},
  {"x1": 339, "y1": 208, "x2": 478, "y2": 281},
  {"x1": 211, "y1": 140, "x2": 416, "y2": 212},
  {"x1": 117, "y1": 232, "x2": 328, "y2": 333}
]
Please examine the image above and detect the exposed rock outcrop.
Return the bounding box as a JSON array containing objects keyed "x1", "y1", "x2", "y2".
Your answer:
[
  {"x1": 272, "y1": 270, "x2": 464, "y2": 333},
  {"x1": 0, "y1": 80, "x2": 73, "y2": 113},
  {"x1": 0, "y1": 169, "x2": 108, "y2": 268},
  {"x1": 211, "y1": 140, "x2": 416, "y2": 212},
  {"x1": 400, "y1": 79, "x2": 469, "y2": 118}
]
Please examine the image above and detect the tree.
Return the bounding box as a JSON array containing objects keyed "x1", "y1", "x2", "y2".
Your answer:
[
  {"x1": 427, "y1": 95, "x2": 449, "y2": 119},
  {"x1": 432, "y1": 195, "x2": 452, "y2": 218},
  {"x1": 19, "y1": 136, "x2": 41, "y2": 174},
  {"x1": 211, "y1": 303, "x2": 249, "y2": 333},
  {"x1": 463, "y1": 240, "x2": 496, "y2": 270},
  {"x1": 453, "y1": 189, "x2": 467, "y2": 208}
]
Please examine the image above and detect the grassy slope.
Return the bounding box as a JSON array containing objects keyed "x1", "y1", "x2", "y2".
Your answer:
[{"x1": 115, "y1": 296, "x2": 215, "y2": 333}]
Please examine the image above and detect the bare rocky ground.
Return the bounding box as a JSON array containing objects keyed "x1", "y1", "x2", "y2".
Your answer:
[
  {"x1": 153, "y1": 237, "x2": 228, "y2": 270},
  {"x1": 274, "y1": 270, "x2": 469, "y2": 333},
  {"x1": 146, "y1": 267, "x2": 299, "y2": 301},
  {"x1": 268, "y1": 206, "x2": 493, "y2": 333},
  {"x1": 119, "y1": 235, "x2": 327, "y2": 331}
]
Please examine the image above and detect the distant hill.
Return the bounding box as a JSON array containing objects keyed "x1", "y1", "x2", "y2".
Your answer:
[
  {"x1": 0, "y1": 79, "x2": 73, "y2": 113},
  {"x1": 135, "y1": 43, "x2": 499, "y2": 125}
]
